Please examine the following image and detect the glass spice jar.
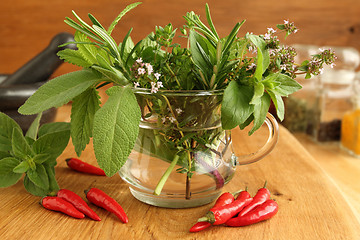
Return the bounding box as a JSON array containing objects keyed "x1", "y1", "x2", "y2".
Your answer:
[
  {"x1": 341, "y1": 72, "x2": 360, "y2": 157},
  {"x1": 312, "y1": 46, "x2": 360, "y2": 142}
]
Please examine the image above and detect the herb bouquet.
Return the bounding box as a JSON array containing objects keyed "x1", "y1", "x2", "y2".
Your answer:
[{"x1": 14, "y1": 2, "x2": 335, "y2": 205}]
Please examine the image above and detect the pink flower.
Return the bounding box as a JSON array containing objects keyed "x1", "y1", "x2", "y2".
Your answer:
[
  {"x1": 154, "y1": 72, "x2": 161, "y2": 80},
  {"x1": 134, "y1": 82, "x2": 140, "y2": 88},
  {"x1": 138, "y1": 68, "x2": 146, "y2": 75}
]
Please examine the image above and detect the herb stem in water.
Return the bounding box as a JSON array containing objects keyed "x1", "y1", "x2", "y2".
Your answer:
[{"x1": 153, "y1": 154, "x2": 180, "y2": 195}]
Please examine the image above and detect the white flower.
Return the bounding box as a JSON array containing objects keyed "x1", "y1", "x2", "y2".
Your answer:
[
  {"x1": 169, "y1": 116, "x2": 176, "y2": 123},
  {"x1": 267, "y1": 27, "x2": 276, "y2": 34},
  {"x1": 264, "y1": 33, "x2": 271, "y2": 40},
  {"x1": 157, "y1": 81, "x2": 163, "y2": 88},
  {"x1": 280, "y1": 64, "x2": 287, "y2": 70},
  {"x1": 248, "y1": 63, "x2": 256, "y2": 70},
  {"x1": 138, "y1": 68, "x2": 146, "y2": 75},
  {"x1": 319, "y1": 48, "x2": 325, "y2": 52},
  {"x1": 136, "y1": 58, "x2": 143, "y2": 63},
  {"x1": 151, "y1": 82, "x2": 159, "y2": 93},
  {"x1": 145, "y1": 63, "x2": 153, "y2": 75},
  {"x1": 330, "y1": 63, "x2": 336, "y2": 68},
  {"x1": 162, "y1": 117, "x2": 166, "y2": 123},
  {"x1": 175, "y1": 108, "x2": 183, "y2": 114},
  {"x1": 284, "y1": 20, "x2": 289, "y2": 25},
  {"x1": 154, "y1": 72, "x2": 161, "y2": 80},
  {"x1": 134, "y1": 82, "x2": 140, "y2": 88},
  {"x1": 319, "y1": 68, "x2": 324, "y2": 74}
]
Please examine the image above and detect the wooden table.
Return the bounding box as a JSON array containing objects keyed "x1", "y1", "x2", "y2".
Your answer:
[{"x1": 1, "y1": 104, "x2": 360, "y2": 240}]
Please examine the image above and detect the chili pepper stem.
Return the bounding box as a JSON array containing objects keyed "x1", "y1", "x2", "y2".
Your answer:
[{"x1": 153, "y1": 154, "x2": 180, "y2": 196}]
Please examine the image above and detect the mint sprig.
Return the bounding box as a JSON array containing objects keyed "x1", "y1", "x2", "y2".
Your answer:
[{"x1": 0, "y1": 112, "x2": 70, "y2": 196}]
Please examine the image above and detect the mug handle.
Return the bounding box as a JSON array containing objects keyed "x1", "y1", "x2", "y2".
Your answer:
[{"x1": 235, "y1": 112, "x2": 279, "y2": 165}]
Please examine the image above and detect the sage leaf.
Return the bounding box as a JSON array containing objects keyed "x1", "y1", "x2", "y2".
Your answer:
[
  {"x1": 71, "y1": 87, "x2": 101, "y2": 156},
  {"x1": 0, "y1": 112, "x2": 22, "y2": 152},
  {"x1": 57, "y1": 48, "x2": 93, "y2": 68},
  {"x1": 93, "y1": 86, "x2": 141, "y2": 176},
  {"x1": 38, "y1": 122, "x2": 71, "y2": 138},
  {"x1": 12, "y1": 128, "x2": 34, "y2": 159},
  {"x1": 26, "y1": 164, "x2": 49, "y2": 190},
  {"x1": 221, "y1": 81, "x2": 254, "y2": 130},
  {"x1": 32, "y1": 130, "x2": 70, "y2": 160},
  {"x1": 25, "y1": 113, "x2": 42, "y2": 140},
  {"x1": 18, "y1": 70, "x2": 103, "y2": 115}
]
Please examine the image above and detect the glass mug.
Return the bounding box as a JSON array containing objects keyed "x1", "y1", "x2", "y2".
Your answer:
[{"x1": 119, "y1": 89, "x2": 278, "y2": 208}]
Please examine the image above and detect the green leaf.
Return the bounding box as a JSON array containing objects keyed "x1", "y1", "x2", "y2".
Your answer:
[
  {"x1": 71, "y1": 87, "x2": 101, "y2": 156},
  {"x1": 250, "y1": 81, "x2": 265, "y2": 105},
  {"x1": 0, "y1": 112, "x2": 22, "y2": 152},
  {"x1": 18, "y1": 70, "x2": 103, "y2": 115},
  {"x1": 93, "y1": 86, "x2": 141, "y2": 176},
  {"x1": 221, "y1": 81, "x2": 254, "y2": 130},
  {"x1": 12, "y1": 128, "x2": 34, "y2": 159},
  {"x1": 57, "y1": 48, "x2": 92, "y2": 68},
  {"x1": 0, "y1": 157, "x2": 22, "y2": 187},
  {"x1": 43, "y1": 162, "x2": 59, "y2": 194},
  {"x1": 92, "y1": 65, "x2": 129, "y2": 85},
  {"x1": 23, "y1": 175, "x2": 48, "y2": 196},
  {"x1": 38, "y1": 122, "x2": 71, "y2": 138},
  {"x1": 0, "y1": 157, "x2": 20, "y2": 175},
  {"x1": 32, "y1": 130, "x2": 70, "y2": 160},
  {"x1": 205, "y1": 3, "x2": 220, "y2": 40},
  {"x1": 264, "y1": 73, "x2": 302, "y2": 96},
  {"x1": 25, "y1": 113, "x2": 42, "y2": 140},
  {"x1": 248, "y1": 34, "x2": 269, "y2": 81},
  {"x1": 33, "y1": 154, "x2": 52, "y2": 164},
  {"x1": 26, "y1": 164, "x2": 49, "y2": 190},
  {"x1": 0, "y1": 151, "x2": 11, "y2": 159},
  {"x1": 13, "y1": 161, "x2": 30, "y2": 173},
  {"x1": 107, "y1": 2, "x2": 142, "y2": 35},
  {"x1": 249, "y1": 92, "x2": 271, "y2": 135},
  {"x1": 268, "y1": 90, "x2": 285, "y2": 121},
  {"x1": 74, "y1": 31, "x2": 99, "y2": 64}
]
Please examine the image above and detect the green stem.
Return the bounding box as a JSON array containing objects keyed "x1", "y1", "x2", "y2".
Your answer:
[{"x1": 153, "y1": 154, "x2": 180, "y2": 195}]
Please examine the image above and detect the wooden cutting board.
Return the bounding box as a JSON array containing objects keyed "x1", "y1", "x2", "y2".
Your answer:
[{"x1": 0, "y1": 104, "x2": 359, "y2": 239}]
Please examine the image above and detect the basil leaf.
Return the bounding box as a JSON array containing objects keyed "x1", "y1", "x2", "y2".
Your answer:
[
  {"x1": 265, "y1": 73, "x2": 302, "y2": 96},
  {"x1": 249, "y1": 92, "x2": 271, "y2": 135},
  {"x1": 32, "y1": 130, "x2": 70, "y2": 160},
  {"x1": 93, "y1": 86, "x2": 141, "y2": 176},
  {"x1": 38, "y1": 122, "x2": 71, "y2": 138},
  {"x1": 26, "y1": 164, "x2": 49, "y2": 190},
  {"x1": 221, "y1": 81, "x2": 254, "y2": 130},
  {"x1": 0, "y1": 112, "x2": 22, "y2": 152},
  {"x1": 23, "y1": 175, "x2": 48, "y2": 197},
  {"x1": 18, "y1": 70, "x2": 103, "y2": 115},
  {"x1": 71, "y1": 87, "x2": 100, "y2": 156},
  {"x1": 12, "y1": 128, "x2": 34, "y2": 159},
  {"x1": 268, "y1": 90, "x2": 285, "y2": 121},
  {"x1": 25, "y1": 113, "x2": 42, "y2": 140},
  {"x1": 250, "y1": 81, "x2": 265, "y2": 105}
]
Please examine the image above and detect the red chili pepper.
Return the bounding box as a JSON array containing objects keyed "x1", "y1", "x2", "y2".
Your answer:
[
  {"x1": 225, "y1": 199, "x2": 278, "y2": 227},
  {"x1": 198, "y1": 190, "x2": 253, "y2": 225},
  {"x1": 40, "y1": 196, "x2": 85, "y2": 219},
  {"x1": 238, "y1": 181, "x2": 271, "y2": 217},
  {"x1": 85, "y1": 188, "x2": 128, "y2": 223},
  {"x1": 57, "y1": 189, "x2": 101, "y2": 221},
  {"x1": 189, "y1": 191, "x2": 236, "y2": 232},
  {"x1": 66, "y1": 158, "x2": 106, "y2": 176}
]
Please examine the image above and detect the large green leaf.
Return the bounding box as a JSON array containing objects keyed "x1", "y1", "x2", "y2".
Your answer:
[
  {"x1": 264, "y1": 73, "x2": 302, "y2": 96},
  {"x1": 38, "y1": 122, "x2": 71, "y2": 138},
  {"x1": 71, "y1": 87, "x2": 101, "y2": 156},
  {"x1": 93, "y1": 86, "x2": 141, "y2": 176},
  {"x1": 221, "y1": 81, "x2": 254, "y2": 130},
  {"x1": 0, "y1": 112, "x2": 22, "y2": 152},
  {"x1": 18, "y1": 70, "x2": 103, "y2": 115},
  {"x1": 26, "y1": 164, "x2": 49, "y2": 190}
]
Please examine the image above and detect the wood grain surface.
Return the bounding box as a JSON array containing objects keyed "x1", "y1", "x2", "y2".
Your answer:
[{"x1": 0, "y1": 104, "x2": 360, "y2": 239}]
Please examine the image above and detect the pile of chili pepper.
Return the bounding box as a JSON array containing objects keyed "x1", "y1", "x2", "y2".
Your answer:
[
  {"x1": 190, "y1": 182, "x2": 278, "y2": 232},
  {"x1": 40, "y1": 188, "x2": 128, "y2": 223}
]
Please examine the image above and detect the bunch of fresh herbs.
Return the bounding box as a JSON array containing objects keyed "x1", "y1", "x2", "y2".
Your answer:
[{"x1": 16, "y1": 2, "x2": 335, "y2": 189}]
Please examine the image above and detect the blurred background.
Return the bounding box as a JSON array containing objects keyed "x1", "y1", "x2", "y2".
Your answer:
[{"x1": 1, "y1": 0, "x2": 359, "y2": 77}]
